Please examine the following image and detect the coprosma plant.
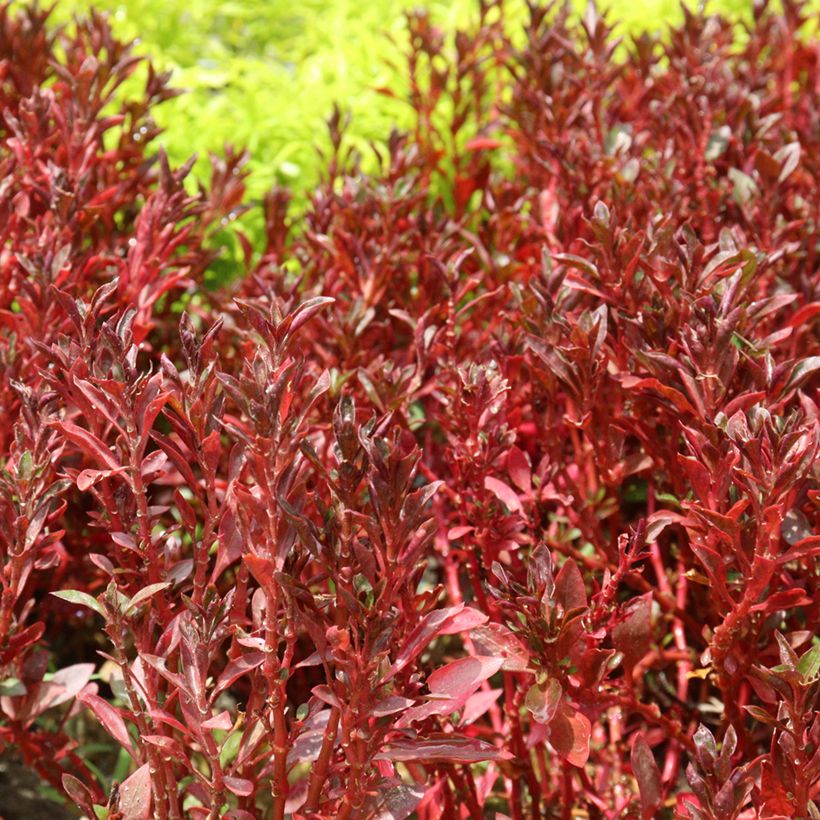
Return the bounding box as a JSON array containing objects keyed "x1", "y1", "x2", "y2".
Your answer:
[{"x1": 0, "y1": 0, "x2": 817, "y2": 818}]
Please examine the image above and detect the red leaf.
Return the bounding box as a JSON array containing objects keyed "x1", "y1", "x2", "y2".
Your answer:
[
  {"x1": 554, "y1": 558, "x2": 587, "y2": 611},
  {"x1": 437, "y1": 606, "x2": 488, "y2": 635},
  {"x1": 676, "y1": 455, "x2": 712, "y2": 503},
  {"x1": 460, "y1": 688, "x2": 502, "y2": 726},
  {"x1": 372, "y1": 783, "x2": 425, "y2": 820},
  {"x1": 779, "y1": 534, "x2": 820, "y2": 564},
  {"x1": 140, "y1": 654, "x2": 190, "y2": 698},
  {"x1": 76, "y1": 467, "x2": 127, "y2": 491},
  {"x1": 631, "y1": 733, "x2": 662, "y2": 818},
  {"x1": 224, "y1": 776, "x2": 254, "y2": 797},
  {"x1": 201, "y1": 710, "x2": 233, "y2": 731},
  {"x1": 62, "y1": 774, "x2": 95, "y2": 813},
  {"x1": 750, "y1": 587, "x2": 811, "y2": 613},
  {"x1": 242, "y1": 552, "x2": 275, "y2": 588},
  {"x1": 613, "y1": 593, "x2": 652, "y2": 672},
  {"x1": 470, "y1": 623, "x2": 531, "y2": 671},
  {"x1": 371, "y1": 695, "x2": 415, "y2": 717},
  {"x1": 289, "y1": 296, "x2": 335, "y2": 335},
  {"x1": 484, "y1": 476, "x2": 523, "y2": 513},
  {"x1": 507, "y1": 445, "x2": 532, "y2": 492},
  {"x1": 427, "y1": 656, "x2": 504, "y2": 700},
  {"x1": 620, "y1": 377, "x2": 699, "y2": 417},
  {"x1": 548, "y1": 702, "x2": 591, "y2": 767},
  {"x1": 525, "y1": 678, "x2": 562, "y2": 725},
  {"x1": 211, "y1": 652, "x2": 265, "y2": 700},
  {"x1": 31, "y1": 662, "x2": 95, "y2": 715},
  {"x1": 389, "y1": 604, "x2": 488, "y2": 678},
  {"x1": 53, "y1": 421, "x2": 120, "y2": 471},
  {"x1": 759, "y1": 761, "x2": 796, "y2": 815},
  {"x1": 375, "y1": 736, "x2": 512, "y2": 763},
  {"x1": 465, "y1": 137, "x2": 502, "y2": 151},
  {"x1": 396, "y1": 656, "x2": 503, "y2": 727},
  {"x1": 311, "y1": 684, "x2": 341, "y2": 709},
  {"x1": 213, "y1": 507, "x2": 243, "y2": 580},
  {"x1": 676, "y1": 793, "x2": 702, "y2": 819},
  {"x1": 141, "y1": 735, "x2": 188, "y2": 763},
  {"x1": 148, "y1": 708, "x2": 189, "y2": 735},
  {"x1": 118, "y1": 763, "x2": 152, "y2": 820},
  {"x1": 78, "y1": 691, "x2": 134, "y2": 754},
  {"x1": 1, "y1": 622, "x2": 45, "y2": 663},
  {"x1": 645, "y1": 510, "x2": 686, "y2": 542}
]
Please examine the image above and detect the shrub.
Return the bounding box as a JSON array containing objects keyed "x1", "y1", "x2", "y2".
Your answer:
[
  {"x1": 48, "y1": 0, "x2": 783, "y2": 215},
  {"x1": 0, "y1": 1, "x2": 818, "y2": 818}
]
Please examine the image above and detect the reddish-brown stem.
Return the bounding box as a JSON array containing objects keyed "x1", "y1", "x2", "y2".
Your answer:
[
  {"x1": 270, "y1": 680, "x2": 289, "y2": 820},
  {"x1": 304, "y1": 707, "x2": 340, "y2": 812}
]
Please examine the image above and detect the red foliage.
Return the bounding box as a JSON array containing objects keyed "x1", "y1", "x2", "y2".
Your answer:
[{"x1": 0, "y1": 1, "x2": 818, "y2": 818}]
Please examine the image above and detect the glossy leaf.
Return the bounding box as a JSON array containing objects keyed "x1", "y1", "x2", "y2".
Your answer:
[
  {"x1": 375, "y1": 736, "x2": 512, "y2": 763},
  {"x1": 118, "y1": 763, "x2": 152, "y2": 820},
  {"x1": 631, "y1": 733, "x2": 662, "y2": 818}
]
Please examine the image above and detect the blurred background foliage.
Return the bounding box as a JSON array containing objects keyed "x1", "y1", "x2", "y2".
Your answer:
[
  {"x1": 44, "y1": 0, "x2": 815, "y2": 283},
  {"x1": 49, "y1": 0, "x2": 766, "y2": 204}
]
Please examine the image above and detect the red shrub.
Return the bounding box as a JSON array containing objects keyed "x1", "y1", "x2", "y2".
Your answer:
[{"x1": 0, "y1": 1, "x2": 817, "y2": 818}]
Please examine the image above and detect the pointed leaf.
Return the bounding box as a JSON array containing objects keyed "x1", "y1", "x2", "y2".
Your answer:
[
  {"x1": 774, "y1": 141, "x2": 800, "y2": 182},
  {"x1": 77, "y1": 467, "x2": 127, "y2": 491},
  {"x1": 437, "y1": 607, "x2": 488, "y2": 635},
  {"x1": 211, "y1": 652, "x2": 265, "y2": 700},
  {"x1": 460, "y1": 688, "x2": 502, "y2": 726},
  {"x1": 427, "y1": 656, "x2": 504, "y2": 700},
  {"x1": 507, "y1": 446, "x2": 532, "y2": 493},
  {"x1": 554, "y1": 559, "x2": 587, "y2": 611},
  {"x1": 125, "y1": 582, "x2": 171, "y2": 616},
  {"x1": 797, "y1": 642, "x2": 820, "y2": 682},
  {"x1": 375, "y1": 736, "x2": 512, "y2": 763},
  {"x1": 389, "y1": 604, "x2": 487, "y2": 678},
  {"x1": 51, "y1": 590, "x2": 104, "y2": 618},
  {"x1": 201, "y1": 710, "x2": 234, "y2": 731},
  {"x1": 53, "y1": 421, "x2": 120, "y2": 471},
  {"x1": 632, "y1": 733, "x2": 662, "y2": 817},
  {"x1": 613, "y1": 593, "x2": 652, "y2": 672},
  {"x1": 484, "y1": 476, "x2": 523, "y2": 513},
  {"x1": 371, "y1": 695, "x2": 415, "y2": 718},
  {"x1": 78, "y1": 692, "x2": 134, "y2": 754},
  {"x1": 118, "y1": 763, "x2": 152, "y2": 820},
  {"x1": 62, "y1": 774, "x2": 95, "y2": 812},
  {"x1": 41, "y1": 663, "x2": 96, "y2": 710}
]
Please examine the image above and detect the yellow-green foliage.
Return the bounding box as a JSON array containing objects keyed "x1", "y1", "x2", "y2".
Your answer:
[{"x1": 50, "y1": 0, "x2": 765, "y2": 204}]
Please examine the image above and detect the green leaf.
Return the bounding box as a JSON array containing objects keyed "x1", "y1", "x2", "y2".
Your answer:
[
  {"x1": 743, "y1": 705, "x2": 780, "y2": 728},
  {"x1": 219, "y1": 727, "x2": 243, "y2": 769},
  {"x1": 51, "y1": 589, "x2": 105, "y2": 617},
  {"x1": 797, "y1": 642, "x2": 820, "y2": 682},
  {"x1": 17, "y1": 451, "x2": 33, "y2": 480},
  {"x1": 729, "y1": 167, "x2": 759, "y2": 205},
  {"x1": 0, "y1": 677, "x2": 26, "y2": 696}
]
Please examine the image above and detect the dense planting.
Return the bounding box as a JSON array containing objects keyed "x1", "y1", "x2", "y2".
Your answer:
[
  {"x1": 52, "y1": 0, "x2": 769, "y2": 211},
  {"x1": 0, "y1": 1, "x2": 818, "y2": 818}
]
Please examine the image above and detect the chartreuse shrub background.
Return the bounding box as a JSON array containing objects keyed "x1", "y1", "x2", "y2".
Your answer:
[{"x1": 51, "y1": 0, "x2": 773, "y2": 207}]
